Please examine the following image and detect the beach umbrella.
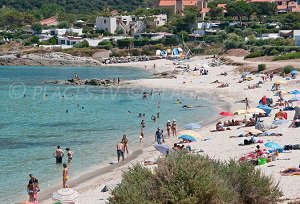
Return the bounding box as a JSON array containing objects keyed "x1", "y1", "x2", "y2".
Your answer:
[
  {"x1": 291, "y1": 70, "x2": 298, "y2": 75},
  {"x1": 178, "y1": 130, "x2": 202, "y2": 138},
  {"x1": 275, "y1": 80, "x2": 287, "y2": 84},
  {"x1": 272, "y1": 120, "x2": 289, "y2": 125},
  {"x1": 257, "y1": 105, "x2": 272, "y2": 115},
  {"x1": 264, "y1": 141, "x2": 281, "y2": 150},
  {"x1": 289, "y1": 90, "x2": 300, "y2": 95},
  {"x1": 247, "y1": 108, "x2": 265, "y2": 114},
  {"x1": 241, "y1": 72, "x2": 250, "y2": 78},
  {"x1": 154, "y1": 144, "x2": 169, "y2": 156},
  {"x1": 178, "y1": 135, "x2": 197, "y2": 142},
  {"x1": 288, "y1": 97, "x2": 300, "y2": 102},
  {"x1": 52, "y1": 188, "x2": 79, "y2": 204},
  {"x1": 219, "y1": 111, "x2": 234, "y2": 116},
  {"x1": 244, "y1": 128, "x2": 263, "y2": 135},
  {"x1": 183, "y1": 123, "x2": 201, "y2": 130}
]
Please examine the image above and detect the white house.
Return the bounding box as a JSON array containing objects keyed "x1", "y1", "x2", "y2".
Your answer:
[
  {"x1": 294, "y1": 30, "x2": 300, "y2": 46},
  {"x1": 95, "y1": 16, "x2": 145, "y2": 35},
  {"x1": 256, "y1": 33, "x2": 279, "y2": 40},
  {"x1": 41, "y1": 28, "x2": 83, "y2": 36},
  {"x1": 96, "y1": 17, "x2": 118, "y2": 33},
  {"x1": 57, "y1": 36, "x2": 83, "y2": 45},
  {"x1": 154, "y1": 14, "x2": 168, "y2": 27}
]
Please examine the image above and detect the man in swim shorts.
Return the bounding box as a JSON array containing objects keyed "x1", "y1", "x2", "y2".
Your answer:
[
  {"x1": 117, "y1": 142, "x2": 125, "y2": 163},
  {"x1": 53, "y1": 145, "x2": 64, "y2": 163}
]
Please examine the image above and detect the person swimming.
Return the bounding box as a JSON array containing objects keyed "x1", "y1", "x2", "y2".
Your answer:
[
  {"x1": 182, "y1": 105, "x2": 192, "y2": 108},
  {"x1": 174, "y1": 99, "x2": 182, "y2": 104}
]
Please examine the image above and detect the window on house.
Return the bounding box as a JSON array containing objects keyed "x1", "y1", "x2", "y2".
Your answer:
[{"x1": 104, "y1": 20, "x2": 107, "y2": 24}]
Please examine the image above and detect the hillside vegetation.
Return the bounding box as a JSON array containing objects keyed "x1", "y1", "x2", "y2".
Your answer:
[{"x1": 0, "y1": 0, "x2": 157, "y2": 13}]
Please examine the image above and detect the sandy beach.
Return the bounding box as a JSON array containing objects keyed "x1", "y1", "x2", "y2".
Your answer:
[{"x1": 40, "y1": 55, "x2": 300, "y2": 204}]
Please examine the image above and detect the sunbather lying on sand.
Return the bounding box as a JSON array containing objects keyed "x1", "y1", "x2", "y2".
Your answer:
[
  {"x1": 210, "y1": 80, "x2": 221, "y2": 84},
  {"x1": 217, "y1": 83, "x2": 229, "y2": 88},
  {"x1": 280, "y1": 168, "x2": 300, "y2": 176},
  {"x1": 245, "y1": 84, "x2": 262, "y2": 90}
]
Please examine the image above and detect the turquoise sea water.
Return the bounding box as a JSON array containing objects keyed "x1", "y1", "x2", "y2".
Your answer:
[{"x1": 0, "y1": 66, "x2": 217, "y2": 203}]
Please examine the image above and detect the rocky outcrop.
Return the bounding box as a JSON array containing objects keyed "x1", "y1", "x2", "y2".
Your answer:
[
  {"x1": 100, "y1": 55, "x2": 160, "y2": 64},
  {"x1": 45, "y1": 78, "x2": 116, "y2": 86}
]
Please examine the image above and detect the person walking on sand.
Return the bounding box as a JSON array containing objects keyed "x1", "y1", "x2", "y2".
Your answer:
[
  {"x1": 66, "y1": 148, "x2": 73, "y2": 163},
  {"x1": 117, "y1": 142, "x2": 125, "y2": 163},
  {"x1": 121, "y1": 135, "x2": 129, "y2": 154},
  {"x1": 117, "y1": 77, "x2": 120, "y2": 86},
  {"x1": 245, "y1": 98, "x2": 250, "y2": 110},
  {"x1": 63, "y1": 163, "x2": 69, "y2": 188},
  {"x1": 53, "y1": 146, "x2": 64, "y2": 163},
  {"x1": 139, "y1": 131, "x2": 144, "y2": 143},
  {"x1": 171, "y1": 119, "x2": 177, "y2": 137},
  {"x1": 155, "y1": 127, "x2": 163, "y2": 144}
]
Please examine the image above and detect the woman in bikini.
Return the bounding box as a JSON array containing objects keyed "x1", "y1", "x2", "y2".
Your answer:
[
  {"x1": 63, "y1": 163, "x2": 69, "y2": 188},
  {"x1": 166, "y1": 120, "x2": 171, "y2": 138},
  {"x1": 171, "y1": 119, "x2": 177, "y2": 137},
  {"x1": 121, "y1": 135, "x2": 129, "y2": 154}
]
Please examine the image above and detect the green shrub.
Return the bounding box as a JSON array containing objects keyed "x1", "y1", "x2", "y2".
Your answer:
[
  {"x1": 270, "y1": 49, "x2": 280, "y2": 56},
  {"x1": 258, "y1": 64, "x2": 267, "y2": 72},
  {"x1": 273, "y1": 52, "x2": 300, "y2": 61},
  {"x1": 244, "y1": 50, "x2": 263, "y2": 59},
  {"x1": 73, "y1": 40, "x2": 89, "y2": 48},
  {"x1": 283, "y1": 65, "x2": 295, "y2": 74},
  {"x1": 109, "y1": 152, "x2": 282, "y2": 204},
  {"x1": 98, "y1": 41, "x2": 113, "y2": 50}
]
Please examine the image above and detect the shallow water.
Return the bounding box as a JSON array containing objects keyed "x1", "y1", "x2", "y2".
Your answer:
[{"x1": 0, "y1": 66, "x2": 217, "y2": 203}]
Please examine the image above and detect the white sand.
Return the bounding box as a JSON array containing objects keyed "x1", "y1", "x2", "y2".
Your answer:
[{"x1": 41, "y1": 56, "x2": 300, "y2": 204}]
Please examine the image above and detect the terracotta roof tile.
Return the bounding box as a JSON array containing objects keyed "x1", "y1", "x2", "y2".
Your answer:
[{"x1": 159, "y1": 0, "x2": 175, "y2": 6}]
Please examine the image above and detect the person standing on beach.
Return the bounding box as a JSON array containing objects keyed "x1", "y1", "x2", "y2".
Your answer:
[
  {"x1": 66, "y1": 148, "x2": 73, "y2": 163},
  {"x1": 117, "y1": 142, "x2": 125, "y2": 163},
  {"x1": 121, "y1": 135, "x2": 129, "y2": 154},
  {"x1": 245, "y1": 98, "x2": 250, "y2": 110},
  {"x1": 166, "y1": 120, "x2": 171, "y2": 138},
  {"x1": 29, "y1": 174, "x2": 40, "y2": 192},
  {"x1": 117, "y1": 77, "x2": 120, "y2": 86},
  {"x1": 270, "y1": 72, "x2": 274, "y2": 81},
  {"x1": 63, "y1": 163, "x2": 69, "y2": 188},
  {"x1": 27, "y1": 180, "x2": 38, "y2": 202},
  {"x1": 155, "y1": 127, "x2": 163, "y2": 144},
  {"x1": 53, "y1": 146, "x2": 64, "y2": 163},
  {"x1": 171, "y1": 119, "x2": 177, "y2": 137}
]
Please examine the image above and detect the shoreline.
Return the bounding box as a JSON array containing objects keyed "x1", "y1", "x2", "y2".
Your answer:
[
  {"x1": 16, "y1": 55, "x2": 300, "y2": 203},
  {"x1": 38, "y1": 90, "x2": 226, "y2": 204},
  {"x1": 38, "y1": 57, "x2": 230, "y2": 204}
]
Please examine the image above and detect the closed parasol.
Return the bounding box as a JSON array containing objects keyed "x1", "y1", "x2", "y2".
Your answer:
[{"x1": 52, "y1": 188, "x2": 79, "y2": 204}]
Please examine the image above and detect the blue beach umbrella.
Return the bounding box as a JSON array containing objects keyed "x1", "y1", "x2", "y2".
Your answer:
[
  {"x1": 291, "y1": 70, "x2": 298, "y2": 75},
  {"x1": 288, "y1": 97, "x2": 300, "y2": 102},
  {"x1": 264, "y1": 141, "x2": 281, "y2": 150},
  {"x1": 154, "y1": 144, "x2": 169, "y2": 156},
  {"x1": 289, "y1": 90, "x2": 300, "y2": 95},
  {"x1": 178, "y1": 135, "x2": 197, "y2": 142},
  {"x1": 257, "y1": 105, "x2": 272, "y2": 115}
]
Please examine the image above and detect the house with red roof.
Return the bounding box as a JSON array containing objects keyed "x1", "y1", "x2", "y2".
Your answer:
[
  {"x1": 159, "y1": 0, "x2": 208, "y2": 15},
  {"x1": 40, "y1": 16, "x2": 59, "y2": 26}
]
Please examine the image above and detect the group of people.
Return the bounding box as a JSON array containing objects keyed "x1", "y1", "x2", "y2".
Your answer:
[
  {"x1": 154, "y1": 119, "x2": 177, "y2": 145},
  {"x1": 27, "y1": 174, "x2": 39, "y2": 202},
  {"x1": 53, "y1": 145, "x2": 73, "y2": 163}
]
